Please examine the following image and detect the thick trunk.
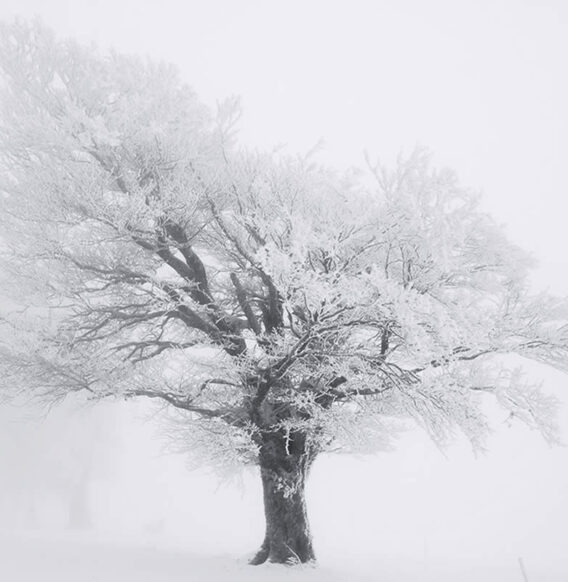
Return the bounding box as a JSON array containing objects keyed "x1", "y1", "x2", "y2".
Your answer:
[
  {"x1": 250, "y1": 431, "x2": 316, "y2": 565},
  {"x1": 68, "y1": 472, "x2": 91, "y2": 530}
]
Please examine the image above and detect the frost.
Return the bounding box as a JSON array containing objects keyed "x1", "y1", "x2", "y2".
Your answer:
[{"x1": 0, "y1": 20, "x2": 567, "y2": 483}]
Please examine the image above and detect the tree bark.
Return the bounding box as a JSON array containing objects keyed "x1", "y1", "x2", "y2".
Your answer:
[{"x1": 250, "y1": 430, "x2": 316, "y2": 565}]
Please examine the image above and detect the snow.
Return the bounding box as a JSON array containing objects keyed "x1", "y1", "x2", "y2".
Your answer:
[
  {"x1": 0, "y1": 529, "x2": 565, "y2": 582},
  {"x1": 0, "y1": 531, "x2": 372, "y2": 582}
]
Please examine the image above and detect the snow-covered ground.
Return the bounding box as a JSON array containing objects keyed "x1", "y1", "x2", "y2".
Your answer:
[
  {"x1": 0, "y1": 530, "x2": 372, "y2": 582},
  {"x1": 0, "y1": 528, "x2": 565, "y2": 582}
]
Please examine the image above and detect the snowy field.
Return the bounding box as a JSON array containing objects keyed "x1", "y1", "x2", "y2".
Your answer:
[
  {"x1": 0, "y1": 529, "x2": 565, "y2": 582},
  {"x1": 0, "y1": 531, "x2": 371, "y2": 582}
]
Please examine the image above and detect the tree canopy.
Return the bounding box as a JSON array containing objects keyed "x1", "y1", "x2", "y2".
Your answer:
[{"x1": 1, "y1": 21, "x2": 567, "y2": 564}]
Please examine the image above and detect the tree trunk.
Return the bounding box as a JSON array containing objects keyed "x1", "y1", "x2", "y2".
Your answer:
[
  {"x1": 68, "y1": 471, "x2": 91, "y2": 530},
  {"x1": 250, "y1": 430, "x2": 316, "y2": 565}
]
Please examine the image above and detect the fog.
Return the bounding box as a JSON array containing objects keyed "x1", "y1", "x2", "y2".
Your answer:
[{"x1": 1, "y1": 1, "x2": 567, "y2": 581}]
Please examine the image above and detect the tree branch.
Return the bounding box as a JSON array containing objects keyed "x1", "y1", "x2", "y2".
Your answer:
[
  {"x1": 230, "y1": 272, "x2": 261, "y2": 335},
  {"x1": 126, "y1": 389, "x2": 231, "y2": 419}
]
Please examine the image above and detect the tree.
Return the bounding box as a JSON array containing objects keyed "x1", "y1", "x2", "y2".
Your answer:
[
  {"x1": 0, "y1": 21, "x2": 567, "y2": 565},
  {"x1": 0, "y1": 396, "x2": 119, "y2": 530}
]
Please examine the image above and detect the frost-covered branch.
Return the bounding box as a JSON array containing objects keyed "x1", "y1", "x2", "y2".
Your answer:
[{"x1": 1, "y1": 21, "x2": 567, "y2": 472}]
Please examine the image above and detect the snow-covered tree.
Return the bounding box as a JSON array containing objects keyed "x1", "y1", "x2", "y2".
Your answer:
[{"x1": 1, "y1": 21, "x2": 567, "y2": 564}]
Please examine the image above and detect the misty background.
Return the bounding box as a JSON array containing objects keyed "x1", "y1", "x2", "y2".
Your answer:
[{"x1": 0, "y1": 1, "x2": 567, "y2": 580}]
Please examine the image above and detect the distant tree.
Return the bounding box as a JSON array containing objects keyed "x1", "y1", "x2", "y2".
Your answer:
[
  {"x1": 1, "y1": 21, "x2": 567, "y2": 564},
  {"x1": 0, "y1": 396, "x2": 118, "y2": 530}
]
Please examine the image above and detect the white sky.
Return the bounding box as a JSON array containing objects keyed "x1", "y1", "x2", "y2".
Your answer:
[{"x1": 0, "y1": 1, "x2": 567, "y2": 579}]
